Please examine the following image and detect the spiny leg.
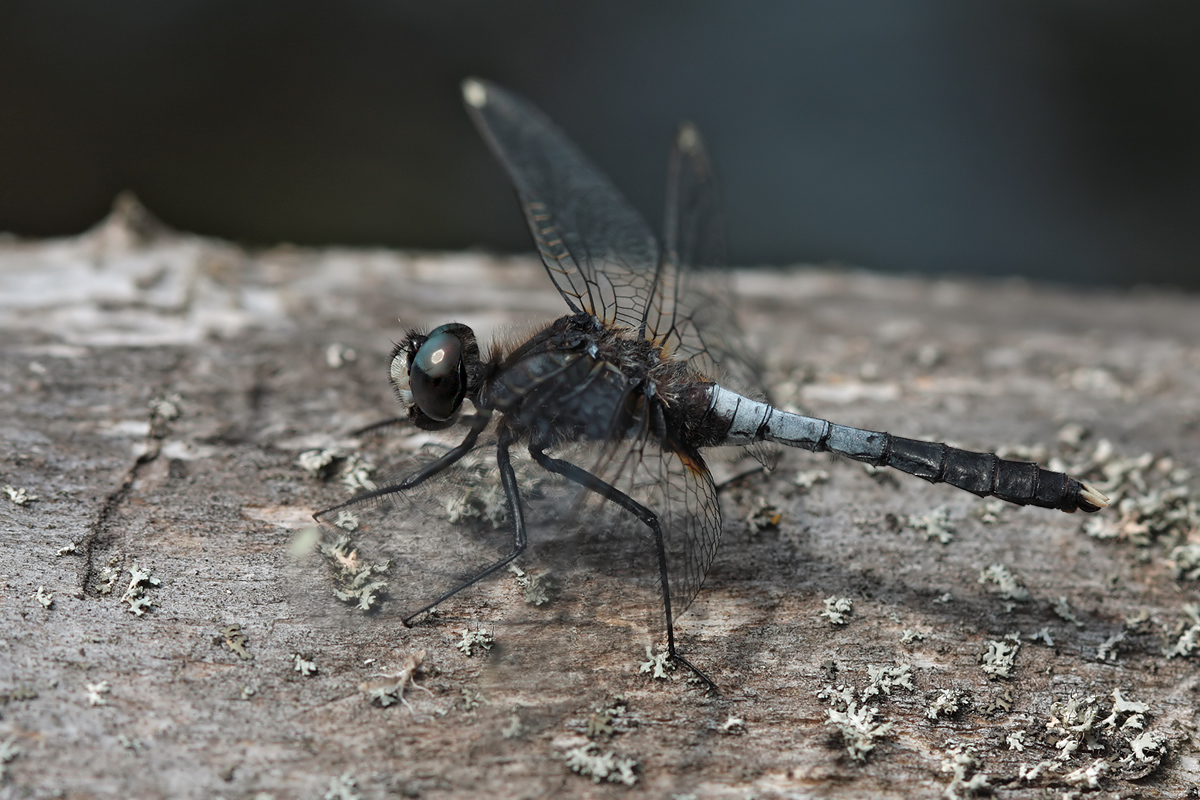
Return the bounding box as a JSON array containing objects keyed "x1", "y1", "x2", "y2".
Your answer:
[
  {"x1": 529, "y1": 445, "x2": 717, "y2": 691},
  {"x1": 400, "y1": 427, "x2": 529, "y2": 623},
  {"x1": 314, "y1": 413, "x2": 492, "y2": 519},
  {"x1": 350, "y1": 416, "x2": 407, "y2": 437}
]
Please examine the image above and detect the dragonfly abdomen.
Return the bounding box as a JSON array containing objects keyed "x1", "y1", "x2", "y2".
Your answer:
[{"x1": 703, "y1": 385, "x2": 1107, "y2": 513}]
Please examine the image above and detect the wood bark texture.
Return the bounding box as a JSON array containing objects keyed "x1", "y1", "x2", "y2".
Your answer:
[{"x1": 1, "y1": 200, "x2": 1198, "y2": 798}]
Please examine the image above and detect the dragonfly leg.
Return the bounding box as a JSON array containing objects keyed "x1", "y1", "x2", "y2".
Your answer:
[
  {"x1": 314, "y1": 413, "x2": 492, "y2": 520},
  {"x1": 399, "y1": 428, "x2": 530, "y2": 623},
  {"x1": 349, "y1": 416, "x2": 408, "y2": 437},
  {"x1": 529, "y1": 445, "x2": 718, "y2": 692}
]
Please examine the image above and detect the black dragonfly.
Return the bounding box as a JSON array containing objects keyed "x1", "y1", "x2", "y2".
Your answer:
[{"x1": 314, "y1": 78, "x2": 1108, "y2": 687}]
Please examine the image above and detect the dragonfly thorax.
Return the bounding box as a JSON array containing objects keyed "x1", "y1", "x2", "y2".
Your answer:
[{"x1": 475, "y1": 313, "x2": 690, "y2": 449}]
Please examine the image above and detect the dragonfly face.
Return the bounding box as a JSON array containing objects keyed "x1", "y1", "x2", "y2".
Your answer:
[{"x1": 389, "y1": 322, "x2": 480, "y2": 430}]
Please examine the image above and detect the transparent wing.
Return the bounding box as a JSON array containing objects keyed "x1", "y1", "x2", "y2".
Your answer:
[
  {"x1": 463, "y1": 78, "x2": 660, "y2": 331},
  {"x1": 560, "y1": 396, "x2": 723, "y2": 639},
  {"x1": 464, "y1": 79, "x2": 770, "y2": 404},
  {"x1": 653, "y1": 122, "x2": 771, "y2": 398},
  {"x1": 655, "y1": 123, "x2": 779, "y2": 468},
  {"x1": 622, "y1": 441, "x2": 721, "y2": 629}
]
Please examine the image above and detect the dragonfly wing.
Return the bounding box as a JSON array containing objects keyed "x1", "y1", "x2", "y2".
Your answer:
[
  {"x1": 569, "y1": 398, "x2": 723, "y2": 636},
  {"x1": 654, "y1": 122, "x2": 771, "y2": 398},
  {"x1": 463, "y1": 78, "x2": 660, "y2": 330},
  {"x1": 656, "y1": 123, "x2": 779, "y2": 468}
]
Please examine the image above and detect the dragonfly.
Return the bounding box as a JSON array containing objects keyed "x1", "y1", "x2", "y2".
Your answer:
[{"x1": 314, "y1": 78, "x2": 1108, "y2": 688}]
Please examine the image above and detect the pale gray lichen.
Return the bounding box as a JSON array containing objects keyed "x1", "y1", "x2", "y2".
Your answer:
[
  {"x1": 562, "y1": 742, "x2": 639, "y2": 786},
  {"x1": 333, "y1": 510, "x2": 359, "y2": 531},
  {"x1": 584, "y1": 697, "x2": 629, "y2": 739},
  {"x1": 1163, "y1": 604, "x2": 1200, "y2": 658},
  {"x1": 978, "y1": 564, "x2": 1030, "y2": 602},
  {"x1": 96, "y1": 556, "x2": 122, "y2": 594},
  {"x1": 1056, "y1": 422, "x2": 1087, "y2": 449},
  {"x1": 339, "y1": 453, "x2": 377, "y2": 492},
  {"x1": 1016, "y1": 760, "x2": 1055, "y2": 782},
  {"x1": 508, "y1": 563, "x2": 554, "y2": 606},
  {"x1": 359, "y1": 649, "x2": 431, "y2": 709},
  {"x1": 820, "y1": 596, "x2": 853, "y2": 626},
  {"x1": 745, "y1": 498, "x2": 784, "y2": 535},
  {"x1": 1006, "y1": 730, "x2": 1026, "y2": 751},
  {"x1": 585, "y1": 712, "x2": 614, "y2": 739},
  {"x1": 1126, "y1": 729, "x2": 1166, "y2": 764},
  {"x1": 33, "y1": 585, "x2": 53, "y2": 609},
  {"x1": 457, "y1": 628, "x2": 494, "y2": 657},
  {"x1": 56, "y1": 541, "x2": 78, "y2": 556},
  {"x1": 1100, "y1": 688, "x2": 1148, "y2": 732},
  {"x1": 984, "y1": 689, "x2": 1014, "y2": 714},
  {"x1": 720, "y1": 716, "x2": 746, "y2": 735},
  {"x1": 1063, "y1": 758, "x2": 1109, "y2": 789},
  {"x1": 793, "y1": 469, "x2": 829, "y2": 490},
  {"x1": 974, "y1": 498, "x2": 1006, "y2": 525},
  {"x1": 293, "y1": 654, "x2": 318, "y2": 677},
  {"x1": 1073, "y1": 444, "x2": 1198, "y2": 551},
  {"x1": 916, "y1": 343, "x2": 941, "y2": 368},
  {"x1": 439, "y1": 452, "x2": 514, "y2": 529},
  {"x1": 322, "y1": 772, "x2": 361, "y2": 800},
  {"x1": 0, "y1": 736, "x2": 20, "y2": 781},
  {"x1": 817, "y1": 683, "x2": 858, "y2": 709},
  {"x1": 817, "y1": 672, "x2": 896, "y2": 761},
  {"x1": 862, "y1": 663, "x2": 914, "y2": 700},
  {"x1": 5, "y1": 686, "x2": 37, "y2": 703},
  {"x1": 1046, "y1": 695, "x2": 1105, "y2": 761},
  {"x1": 1052, "y1": 595, "x2": 1085, "y2": 628},
  {"x1": 459, "y1": 688, "x2": 487, "y2": 712},
  {"x1": 219, "y1": 624, "x2": 253, "y2": 660},
  {"x1": 900, "y1": 628, "x2": 925, "y2": 644},
  {"x1": 940, "y1": 746, "x2": 990, "y2": 800},
  {"x1": 1028, "y1": 626, "x2": 1055, "y2": 646},
  {"x1": 824, "y1": 702, "x2": 893, "y2": 762},
  {"x1": 926, "y1": 688, "x2": 969, "y2": 720},
  {"x1": 501, "y1": 714, "x2": 524, "y2": 740},
  {"x1": 1096, "y1": 630, "x2": 1126, "y2": 662},
  {"x1": 908, "y1": 505, "x2": 955, "y2": 544},
  {"x1": 3, "y1": 484, "x2": 38, "y2": 506},
  {"x1": 1124, "y1": 609, "x2": 1152, "y2": 629},
  {"x1": 297, "y1": 448, "x2": 341, "y2": 478},
  {"x1": 638, "y1": 645, "x2": 674, "y2": 680},
  {"x1": 980, "y1": 636, "x2": 1020, "y2": 679},
  {"x1": 117, "y1": 734, "x2": 145, "y2": 753},
  {"x1": 318, "y1": 535, "x2": 389, "y2": 612},
  {"x1": 325, "y1": 343, "x2": 357, "y2": 369},
  {"x1": 148, "y1": 392, "x2": 182, "y2": 424},
  {"x1": 1170, "y1": 542, "x2": 1200, "y2": 581},
  {"x1": 120, "y1": 562, "x2": 160, "y2": 616},
  {"x1": 86, "y1": 681, "x2": 111, "y2": 706}
]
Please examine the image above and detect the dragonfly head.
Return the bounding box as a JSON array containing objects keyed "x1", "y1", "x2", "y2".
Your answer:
[{"x1": 390, "y1": 323, "x2": 479, "y2": 429}]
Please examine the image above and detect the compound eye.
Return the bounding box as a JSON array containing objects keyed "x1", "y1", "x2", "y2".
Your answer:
[{"x1": 409, "y1": 330, "x2": 464, "y2": 421}]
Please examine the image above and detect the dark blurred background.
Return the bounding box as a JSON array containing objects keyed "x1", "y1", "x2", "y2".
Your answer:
[{"x1": 2, "y1": 1, "x2": 1199, "y2": 288}]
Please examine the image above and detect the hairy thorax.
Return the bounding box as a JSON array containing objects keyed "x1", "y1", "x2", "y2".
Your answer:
[{"x1": 480, "y1": 312, "x2": 711, "y2": 449}]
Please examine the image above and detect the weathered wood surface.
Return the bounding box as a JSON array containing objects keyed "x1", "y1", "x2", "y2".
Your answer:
[{"x1": 1, "y1": 202, "x2": 1198, "y2": 799}]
